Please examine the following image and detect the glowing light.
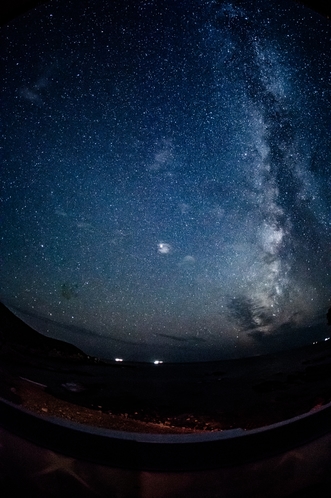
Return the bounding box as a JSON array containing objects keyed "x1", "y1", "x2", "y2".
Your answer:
[
  {"x1": 115, "y1": 358, "x2": 123, "y2": 362},
  {"x1": 153, "y1": 360, "x2": 163, "y2": 365},
  {"x1": 157, "y1": 242, "x2": 171, "y2": 254}
]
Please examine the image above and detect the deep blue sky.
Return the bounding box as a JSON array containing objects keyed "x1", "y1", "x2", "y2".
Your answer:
[{"x1": 1, "y1": 0, "x2": 331, "y2": 362}]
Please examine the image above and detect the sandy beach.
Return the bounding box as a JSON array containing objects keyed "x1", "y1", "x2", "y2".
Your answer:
[{"x1": 1, "y1": 302, "x2": 331, "y2": 434}]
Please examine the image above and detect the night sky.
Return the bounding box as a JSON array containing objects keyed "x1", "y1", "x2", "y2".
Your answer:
[{"x1": 1, "y1": 0, "x2": 331, "y2": 362}]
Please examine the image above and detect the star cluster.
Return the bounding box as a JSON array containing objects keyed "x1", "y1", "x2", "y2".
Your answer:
[{"x1": 0, "y1": 0, "x2": 331, "y2": 361}]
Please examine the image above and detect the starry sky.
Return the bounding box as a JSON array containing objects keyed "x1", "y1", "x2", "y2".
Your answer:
[{"x1": 0, "y1": 0, "x2": 331, "y2": 362}]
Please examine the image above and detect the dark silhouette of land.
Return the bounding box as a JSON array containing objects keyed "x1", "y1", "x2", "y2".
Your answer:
[{"x1": 2, "y1": 301, "x2": 331, "y2": 433}]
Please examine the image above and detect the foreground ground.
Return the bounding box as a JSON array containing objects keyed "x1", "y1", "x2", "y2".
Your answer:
[{"x1": 1, "y1": 302, "x2": 331, "y2": 434}]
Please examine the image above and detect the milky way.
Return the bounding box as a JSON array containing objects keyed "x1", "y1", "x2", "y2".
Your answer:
[{"x1": 1, "y1": 0, "x2": 331, "y2": 361}]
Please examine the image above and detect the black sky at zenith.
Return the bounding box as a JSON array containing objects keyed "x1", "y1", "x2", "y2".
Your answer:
[{"x1": 0, "y1": 0, "x2": 330, "y2": 362}]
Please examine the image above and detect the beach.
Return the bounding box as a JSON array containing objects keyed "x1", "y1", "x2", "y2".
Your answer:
[{"x1": 1, "y1": 303, "x2": 331, "y2": 434}]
